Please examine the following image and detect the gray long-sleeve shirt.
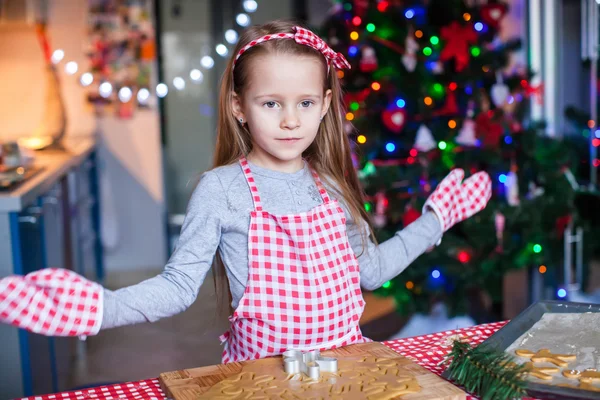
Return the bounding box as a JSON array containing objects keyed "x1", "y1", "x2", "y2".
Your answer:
[{"x1": 101, "y1": 160, "x2": 443, "y2": 329}]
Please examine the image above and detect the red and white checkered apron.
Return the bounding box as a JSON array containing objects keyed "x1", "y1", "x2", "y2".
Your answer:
[{"x1": 219, "y1": 157, "x2": 369, "y2": 363}]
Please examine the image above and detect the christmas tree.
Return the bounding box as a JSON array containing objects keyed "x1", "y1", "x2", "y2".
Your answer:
[{"x1": 318, "y1": 0, "x2": 597, "y2": 319}]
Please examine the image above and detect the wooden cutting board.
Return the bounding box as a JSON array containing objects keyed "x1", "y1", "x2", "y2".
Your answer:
[{"x1": 159, "y1": 342, "x2": 466, "y2": 399}]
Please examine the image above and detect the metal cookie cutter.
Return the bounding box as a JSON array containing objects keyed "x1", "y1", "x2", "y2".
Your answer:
[{"x1": 282, "y1": 349, "x2": 338, "y2": 380}]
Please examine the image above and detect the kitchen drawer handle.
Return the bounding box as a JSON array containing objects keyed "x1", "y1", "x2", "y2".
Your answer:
[
  {"x1": 18, "y1": 216, "x2": 38, "y2": 224},
  {"x1": 43, "y1": 196, "x2": 59, "y2": 205}
]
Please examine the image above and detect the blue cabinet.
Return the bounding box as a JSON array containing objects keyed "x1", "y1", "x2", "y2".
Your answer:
[{"x1": 0, "y1": 148, "x2": 103, "y2": 398}]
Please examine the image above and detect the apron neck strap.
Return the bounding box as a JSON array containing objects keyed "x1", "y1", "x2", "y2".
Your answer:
[{"x1": 239, "y1": 156, "x2": 263, "y2": 211}]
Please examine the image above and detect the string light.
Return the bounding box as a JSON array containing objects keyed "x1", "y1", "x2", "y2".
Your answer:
[
  {"x1": 366, "y1": 23, "x2": 376, "y2": 32},
  {"x1": 377, "y1": 1, "x2": 389, "y2": 12},
  {"x1": 65, "y1": 61, "x2": 78, "y2": 75},
  {"x1": 423, "y1": 47, "x2": 432, "y2": 56},
  {"x1": 99, "y1": 82, "x2": 113, "y2": 98},
  {"x1": 156, "y1": 83, "x2": 168, "y2": 98},
  {"x1": 352, "y1": 16, "x2": 361, "y2": 26},
  {"x1": 346, "y1": 112, "x2": 355, "y2": 121},
  {"x1": 448, "y1": 120, "x2": 457, "y2": 129},
  {"x1": 242, "y1": 0, "x2": 257, "y2": 12},
  {"x1": 118, "y1": 87, "x2": 132, "y2": 102},
  {"x1": 201, "y1": 55, "x2": 215, "y2": 69},
  {"x1": 438, "y1": 141, "x2": 447, "y2": 150},
  {"x1": 225, "y1": 29, "x2": 238, "y2": 44},
  {"x1": 449, "y1": 82, "x2": 457, "y2": 91},
  {"x1": 424, "y1": 96, "x2": 433, "y2": 106},
  {"x1": 396, "y1": 98, "x2": 406, "y2": 108},
  {"x1": 350, "y1": 31, "x2": 359, "y2": 40},
  {"x1": 357, "y1": 135, "x2": 367, "y2": 144},
  {"x1": 371, "y1": 82, "x2": 381, "y2": 90},
  {"x1": 415, "y1": 30, "x2": 423, "y2": 38},
  {"x1": 216, "y1": 44, "x2": 228, "y2": 57},
  {"x1": 431, "y1": 270, "x2": 441, "y2": 279},
  {"x1": 51, "y1": 49, "x2": 64, "y2": 64},
  {"x1": 190, "y1": 69, "x2": 204, "y2": 82},
  {"x1": 409, "y1": 148, "x2": 418, "y2": 157},
  {"x1": 539, "y1": 265, "x2": 547, "y2": 274},
  {"x1": 557, "y1": 288, "x2": 567, "y2": 298},
  {"x1": 350, "y1": 102, "x2": 359, "y2": 111},
  {"x1": 533, "y1": 244, "x2": 542, "y2": 253},
  {"x1": 471, "y1": 47, "x2": 481, "y2": 57},
  {"x1": 80, "y1": 72, "x2": 93, "y2": 86},
  {"x1": 430, "y1": 36, "x2": 439, "y2": 45},
  {"x1": 406, "y1": 281, "x2": 414, "y2": 290},
  {"x1": 236, "y1": 13, "x2": 250, "y2": 27},
  {"x1": 405, "y1": 9, "x2": 415, "y2": 19},
  {"x1": 173, "y1": 77, "x2": 185, "y2": 91},
  {"x1": 474, "y1": 22, "x2": 484, "y2": 31},
  {"x1": 588, "y1": 120, "x2": 596, "y2": 128},
  {"x1": 337, "y1": 70, "x2": 345, "y2": 79},
  {"x1": 386, "y1": 142, "x2": 395, "y2": 152},
  {"x1": 137, "y1": 88, "x2": 150, "y2": 104},
  {"x1": 463, "y1": 13, "x2": 471, "y2": 21}
]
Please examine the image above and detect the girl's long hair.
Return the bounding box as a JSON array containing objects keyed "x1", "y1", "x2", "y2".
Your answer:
[{"x1": 212, "y1": 19, "x2": 375, "y2": 314}]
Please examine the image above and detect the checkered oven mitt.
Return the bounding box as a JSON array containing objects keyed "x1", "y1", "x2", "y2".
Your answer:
[
  {"x1": 0, "y1": 268, "x2": 103, "y2": 337},
  {"x1": 424, "y1": 168, "x2": 492, "y2": 232}
]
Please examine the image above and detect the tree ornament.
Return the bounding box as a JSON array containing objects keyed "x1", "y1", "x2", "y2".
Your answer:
[
  {"x1": 402, "y1": 30, "x2": 419, "y2": 72},
  {"x1": 491, "y1": 71, "x2": 510, "y2": 106},
  {"x1": 373, "y1": 191, "x2": 388, "y2": 228},
  {"x1": 455, "y1": 118, "x2": 478, "y2": 146},
  {"x1": 480, "y1": 2, "x2": 508, "y2": 29},
  {"x1": 505, "y1": 161, "x2": 520, "y2": 206},
  {"x1": 439, "y1": 21, "x2": 478, "y2": 72},
  {"x1": 414, "y1": 124, "x2": 437, "y2": 152},
  {"x1": 403, "y1": 203, "x2": 422, "y2": 227},
  {"x1": 382, "y1": 107, "x2": 407, "y2": 133},
  {"x1": 475, "y1": 110, "x2": 503, "y2": 147},
  {"x1": 360, "y1": 46, "x2": 378, "y2": 73},
  {"x1": 495, "y1": 211, "x2": 505, "y2": 252}
]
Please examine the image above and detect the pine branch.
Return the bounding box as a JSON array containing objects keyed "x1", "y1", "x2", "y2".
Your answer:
[{"x1": 444, "y1": 340, "x2": 528, "y2": 400}]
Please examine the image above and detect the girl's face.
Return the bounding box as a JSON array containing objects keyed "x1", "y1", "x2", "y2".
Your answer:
[{"x1": 232, "y1": 53, "x2": 332, "y2": 173}]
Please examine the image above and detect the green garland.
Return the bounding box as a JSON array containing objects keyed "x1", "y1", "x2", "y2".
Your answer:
[{"x1": 444, "y1": 340, "x2": 528, "y2": 400}]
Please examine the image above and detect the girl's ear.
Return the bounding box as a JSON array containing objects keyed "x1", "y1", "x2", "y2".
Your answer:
[
  {"x1": 231, "y1": 91, "x2": 246, "y2": 122},
  {"x1": 321, "y1": 89, "x2": 332, "y2": 119}
]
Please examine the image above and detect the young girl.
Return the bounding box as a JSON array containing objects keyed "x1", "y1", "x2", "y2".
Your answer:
[{"x1": 0, "y1": 19, "x2": 491, "y2": 364}]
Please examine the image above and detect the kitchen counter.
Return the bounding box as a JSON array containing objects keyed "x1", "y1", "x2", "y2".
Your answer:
[{"x1": 0, "y1": 137, "x2": 96, "y2": 212}]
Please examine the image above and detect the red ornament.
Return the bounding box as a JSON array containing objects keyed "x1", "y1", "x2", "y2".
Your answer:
[
  {"x1": 437, "y1": 91, "x2": 459, "y2": 116},
  {"x1": 403, "y1": 205, "x2": 421, "y2": 227},
  {"x1": 382, "y1": 107, "x2": 407, "y2": 133},
  {"x1": 475, "y1": 111, "x2": 503, "y2": 147},
  {"x1": 440, "y1": 22, "x2": 478, "y2": 72},
  {"x1": 555, "y1": 215, "x2": 572, "y2": 236},
  {"x1": 480, "y1": 3, "x2": 508, "y2": 29}
]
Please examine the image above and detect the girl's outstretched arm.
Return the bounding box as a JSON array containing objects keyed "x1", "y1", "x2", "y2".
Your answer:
[
  {"x1": 0, "y1": 171, "x2": 226, "y2": 336},
  {"x1": 348, "y1": 169, "x2": 491, "y2": 290}
]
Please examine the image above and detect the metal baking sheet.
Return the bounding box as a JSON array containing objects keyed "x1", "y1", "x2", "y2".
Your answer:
[{"x1": 442, "y1": 300, "x2": 600, "y2": 400}]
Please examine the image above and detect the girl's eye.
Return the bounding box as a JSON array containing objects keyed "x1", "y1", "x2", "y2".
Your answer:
[
  {"x1": 264, "y1": 101, "x2": 278, "y2": 108},
  {"x1": 300, "y1": 100, "x2": 314, "y2": 108}
]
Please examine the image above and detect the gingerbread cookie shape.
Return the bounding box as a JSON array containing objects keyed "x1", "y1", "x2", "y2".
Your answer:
[
  {"x1": 520, "y1": 362, "x2": 559, "y2": 380},
  {"x1": 514, "y1": 348, "x2": 576, "y2": 367},
  {"x1": 563, "y1": 368, "x2": 600, "y2": 383}
]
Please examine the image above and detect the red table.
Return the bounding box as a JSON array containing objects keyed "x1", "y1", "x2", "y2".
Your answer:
[{"x1": 20, "y1": 321, "x2": 534, "y2": 400}]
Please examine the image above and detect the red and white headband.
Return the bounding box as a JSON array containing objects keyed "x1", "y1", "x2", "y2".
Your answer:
[{"x1": 233, "y1": 26, "x2": 351, "y2": 71}]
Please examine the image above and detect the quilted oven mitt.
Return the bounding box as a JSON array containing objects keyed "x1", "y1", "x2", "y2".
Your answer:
[
  {"x1": 0, "y1": 268, "x2": 103, "y2": 337},
  {"x1": 424, "y1": 168, "x2": 492, "y2": 232}
]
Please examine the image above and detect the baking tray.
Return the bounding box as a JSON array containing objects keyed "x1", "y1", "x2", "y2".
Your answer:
[{"x1": 442, "y1": 300, "x2": 600, "y2": 400}]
